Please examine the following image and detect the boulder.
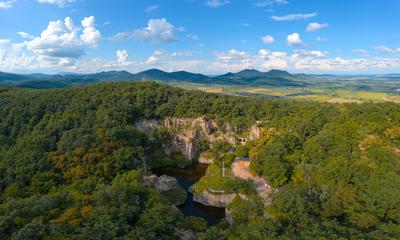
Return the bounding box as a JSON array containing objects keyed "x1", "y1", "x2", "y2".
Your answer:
[
  {"x1": 143, "y1": 175, "x2": 187, "y2": 205},
  {"x1": 155, "y1": 175, "x2": 181, "y2": 192},
  {"x1": 192, "y1": 191, "x2": 237, "y2": 208}
]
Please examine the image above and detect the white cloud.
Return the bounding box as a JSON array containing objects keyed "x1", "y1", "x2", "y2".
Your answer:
[
  {"x1": 287, "y1": 33, "x2": 302, "y2": 46},
  {"x1": 271, "y1": 12, "x2": 316, "y2": 21},
  {"x1": 0, "y1": 0, "x2": 15, "y2": 9},
  {"x1": 261, "y1": 35, "x2": 275, "y2": 44},
  {"x1": 133, "y1": 18, "x2": 181, "y2": 43},
  {"x1": 17, "y1": 31, "x2": 34, "y2": 39},
  {"x1": 352, "y1": 49, "x2": 369, "y2": 56},
  {"x1": 27, "y1": 16, "x2": 101, "y2": 59},
  {"x1": 258, "y1": 49, "x2": 288, "y2": 69},
  {"x1": 36, "y1": 0, "x2": 75, "y2": 7},
  {"x1": 291, "y1": 50, "x2": 327, "y2": 60},
  {"x1": 292, "y1": 57, "x2": 400, "y2": 72},
  {"x1": 145, "y1": 5, "x2": 159, "y2": 13},
  {"x1": 375, "y1": 45, "x2": 400, "y2": 54},
  {"x1": 80, "y1": 16, "x2": 101, "y2": 47},
  {"x1": 255, "y1": 0, "x2": 288, "y2": 7},
  {"x1": 146, "y1": 50, "x2": 164, "y2": 64},
  {"x1": 205, "y1": 0, "x2": 230, "y2": 8},
  {"x1": 306, "y1": 22, "x2": 328, "y2": 32},
  {"x1": 211, "y1": 48, "x2": 288, "y2": 71},
  {"x1": 212, "y1": 49, "x2": 252, "y2": 71},
  {"x1": 109, "y1": 32, "x2": 132, "y2": 42},
  {"x1": 216, "y1": 49, "x2": 249, "y2": 62},
  {"x1": 116, "y1": 50, "x2": 128, "y2": 63}
]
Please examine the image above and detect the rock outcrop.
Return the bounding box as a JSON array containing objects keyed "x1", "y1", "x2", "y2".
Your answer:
[
  {"x1": 192, "y1": 190, "x2": 237, "y2": 208},
  {"x1": 249, "y1": 123, "x2": 262, "y2": 141},
  {"x1": 231, "y1": 160, "x2": 274, "y2": 204},
  {"x1": 144, "y1": 175, "x2": 187, "y2": 205},
  {"x1": 198, "y1": 153, "x2": 213, "y2": 164},
  {"x1": 225, "y1": 208, "x2": 234, "y2": 224}
]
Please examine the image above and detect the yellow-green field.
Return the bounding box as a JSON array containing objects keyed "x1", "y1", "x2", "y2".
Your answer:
[{"x1": 175, "y1": 83, "x2": 400, "y2": 103}]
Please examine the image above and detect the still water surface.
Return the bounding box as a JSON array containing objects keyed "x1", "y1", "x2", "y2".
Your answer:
[{"x1": 153, "y1": 163, "x2": 225, "y2": 225}]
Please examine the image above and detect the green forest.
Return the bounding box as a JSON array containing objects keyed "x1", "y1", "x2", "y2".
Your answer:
[{"x1": 1, "y1": 82, "x2": 400, "y2": 239}]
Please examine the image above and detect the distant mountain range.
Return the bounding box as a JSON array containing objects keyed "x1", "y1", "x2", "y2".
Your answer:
[
  {"x1": 0, "y1": 69, "x2": 308, "y2": 89},
  {"x1": 1, "y1": 69, "x2": 399, "y2": 90}
]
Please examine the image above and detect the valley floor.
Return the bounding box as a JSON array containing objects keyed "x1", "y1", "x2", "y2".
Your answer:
[{"x1": 176, "y1": 83, "x2": 400, "y2": 103}]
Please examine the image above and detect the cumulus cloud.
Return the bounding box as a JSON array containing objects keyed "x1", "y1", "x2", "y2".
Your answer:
[
  {"x1": 145, "y1": 50, "x2": 164, "y2": 64},
  {"x1": 36, "y1": 0, "x2": 75, "y2": 7},
  {"x1": 133, "y1": 18, "x2": 181, "y2": 43},
  {"x1": 375, "y1": 45, "x2": 400, "y2": 54},
  {"x1": 205, "y1": 0, "x2": 230, "y2": 8},
  {"x1": 291, "y1": 49, "x2": 327, "y2": 59},
  {"x1": 0, "y1": 0, "x2": 15, "y2": 9},
  {"x1": 211, "y1": 49, "x2": 253, "y2": 71},
  {"x1": 27, "y1": 16, "x2": 101, "y2": 59},
  {"x1": 110, "y1": 19, "x2": 184, "y2": 43},
  {"x1": 210, "y1": 48, "x2": 400, "y2": 73},
  {"x1": 287, "y1": 33, "x2": 302, "y2": 46},
  {"x1": 261, "y1": 35, "x2": 275, "y2": 44},
  {"x1": 271, "y1": 12, "x2": 316, "y2": 21},
  {"x1": 81, "y1": 16, "x2": 101, "y2": 47},
  {"x1": 116, "y1": 50, "x2": 128, "y2": 63},
  {"x1": 216, "y1": 49, "x2": 249, "y2": 62},
  {"x1": 306, "y1": 22, "x2": 328, "y2": 32},
  {"x1": 258, "y1": 49, "x2": 288, "y2": 69}
]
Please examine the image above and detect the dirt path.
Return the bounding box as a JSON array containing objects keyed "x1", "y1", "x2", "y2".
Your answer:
[{"x1": 231, "y1": 161, "x2": 274, "y2": 204}]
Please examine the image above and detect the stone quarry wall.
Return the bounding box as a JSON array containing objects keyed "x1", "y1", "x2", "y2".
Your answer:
[{"x1": 135, "y1": 117, "x2": 249, "y2": 161}]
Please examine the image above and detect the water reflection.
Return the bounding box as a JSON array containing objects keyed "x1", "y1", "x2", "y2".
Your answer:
[{"x1": 152, "y1": 163, "x2": 225, "y2": 225}]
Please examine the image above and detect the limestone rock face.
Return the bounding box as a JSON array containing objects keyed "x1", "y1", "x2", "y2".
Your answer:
[
  {"x1": 134, "y1": 119, "x2": 160, "y2": 131},
  {"x1": 249, "y1": 124, "x2": 262, "y2": 141},
  {"x1": 135, "y1": 117, "x2": 263, "y2": 162},
  {"x1": 192, "y1": 191, "x2": 237, "y2": 208},
  {"x1": 136, "y1": 117, "x2": 237, "y2": 161}
]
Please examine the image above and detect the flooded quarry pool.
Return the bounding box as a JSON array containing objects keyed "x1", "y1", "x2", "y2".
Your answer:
[{"x1": 153, "y1": 163, "x2": 225, "y2": 225}]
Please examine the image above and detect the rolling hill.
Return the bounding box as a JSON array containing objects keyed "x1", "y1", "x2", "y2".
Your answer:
[{"x1": 0, "y1": 68, "x2": 305, "y2": 89}]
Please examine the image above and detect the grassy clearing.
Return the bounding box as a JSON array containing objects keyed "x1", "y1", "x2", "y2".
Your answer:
[{"x1": 192, "y1": 164, "x2": 254, "y2": 195}]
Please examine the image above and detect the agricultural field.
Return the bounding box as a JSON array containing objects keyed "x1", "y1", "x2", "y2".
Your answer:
[{"x1": 176, "y1": 82, "x2": 400, "y2": 103}]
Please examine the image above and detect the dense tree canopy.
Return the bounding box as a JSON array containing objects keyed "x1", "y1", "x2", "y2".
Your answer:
[{"x1": 0, "y1": 82, "x2": 400, "y2": 239}]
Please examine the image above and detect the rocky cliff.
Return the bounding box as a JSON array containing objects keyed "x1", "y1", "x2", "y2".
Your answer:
[
  {"x1": 135, "y1": 117, "x2": 265, "y2": 163},
  {"x1": 136, "y1": 117, "x2": 241, "y2": 161}
]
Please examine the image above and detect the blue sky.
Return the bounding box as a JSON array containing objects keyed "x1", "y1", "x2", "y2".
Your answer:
[{"x1": 1, "y1": 0, "x2": 400, "y2": 74}]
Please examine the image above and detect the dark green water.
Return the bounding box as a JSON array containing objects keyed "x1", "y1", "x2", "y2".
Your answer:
[{"x1": 153, "y1": 163, "x2": 225, "y2": 226}]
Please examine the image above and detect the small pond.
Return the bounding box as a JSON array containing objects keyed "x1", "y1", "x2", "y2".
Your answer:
[{"x1": 153, "y1": 162, "x2": 225, "y2": 226}]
